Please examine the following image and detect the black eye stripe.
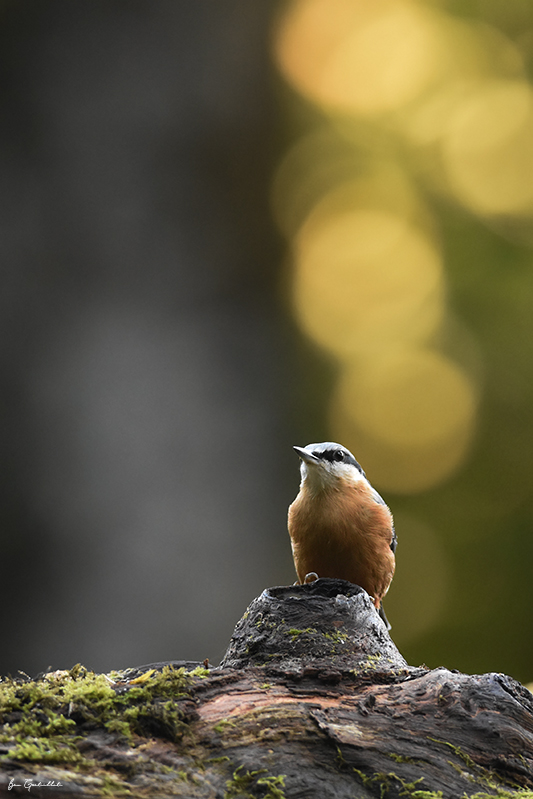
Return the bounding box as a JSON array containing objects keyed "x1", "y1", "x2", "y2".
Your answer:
[
  {"x1": 320, "y1": 449, "x2": 344, "y2": 462},
  {"x1": 316, "y1": 448, "x2": 364, "y2": 474},
  {"x1": 320, "y1": 449, "x2": 340, "y2": 462}
]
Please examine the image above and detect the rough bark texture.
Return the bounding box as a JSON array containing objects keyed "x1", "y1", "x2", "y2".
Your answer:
[{"x1": 1, "y1": 579, "x2": 533, "y2": 798}]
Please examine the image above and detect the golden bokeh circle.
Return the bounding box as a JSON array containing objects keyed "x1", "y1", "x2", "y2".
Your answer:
[
  {"x1": 442, "y1": 80, "x2": 533, "y2": 215},
  {"x1": 274, "y1": 0, "x2": 444, "y2": 115},
  {"x1": 292, "y1": 207, "x2": 444, "y2": 356},
  {"x1": 344, "y1": 349, "x2": 476, "y2": 447},
  {"x1": 329, "y1": 349, "x2": 478, "y2": 492}
]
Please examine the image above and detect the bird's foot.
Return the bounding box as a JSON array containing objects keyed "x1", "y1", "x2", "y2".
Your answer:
[{"x1": 303, "y1": 572, "x2": 319, "y2": 583}]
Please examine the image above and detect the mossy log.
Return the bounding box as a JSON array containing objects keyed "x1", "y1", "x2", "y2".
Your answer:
[{"x1": 1, "y1": 579, "x2": 533, "y2": 798}]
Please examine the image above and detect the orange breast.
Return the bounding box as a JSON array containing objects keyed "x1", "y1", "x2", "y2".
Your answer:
[{"x1": 288, "y1": 481, "x2": 395, "y2": 606}]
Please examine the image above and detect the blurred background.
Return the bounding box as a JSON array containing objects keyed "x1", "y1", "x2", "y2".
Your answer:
[{"x1": 1, "y1": 0, "x2": 533, "y2": 684}]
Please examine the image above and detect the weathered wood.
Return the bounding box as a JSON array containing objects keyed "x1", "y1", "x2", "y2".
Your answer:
[
  {"x1": 220, "y1": 580, "x2": 413, "y2": 672},
  {"x1": 1, "y1": 579, "x2": 532, "y2": 798}
]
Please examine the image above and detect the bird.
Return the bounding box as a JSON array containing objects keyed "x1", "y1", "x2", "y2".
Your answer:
[{"x1": 288, "y1": 442, "x2": 396, "y2": 629}]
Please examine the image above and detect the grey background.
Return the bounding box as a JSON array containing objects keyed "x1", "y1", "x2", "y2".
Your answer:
[{"x1": 0, "y1": 0, "x2": 303, "y2": 675}]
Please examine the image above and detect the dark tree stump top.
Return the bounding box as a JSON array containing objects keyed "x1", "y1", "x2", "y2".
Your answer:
[{"x1": 221, "y1": 578, "x2": 416, "y2": 677}]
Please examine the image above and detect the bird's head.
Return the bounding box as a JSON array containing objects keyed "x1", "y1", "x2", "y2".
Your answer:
[{"x1": 293, "y1": 442, "x2": 365, "y2": 493}]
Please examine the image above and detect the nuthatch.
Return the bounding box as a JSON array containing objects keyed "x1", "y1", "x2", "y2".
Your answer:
[{"x1": 288, "y1": 442, "x2": 396, "y2": 628}]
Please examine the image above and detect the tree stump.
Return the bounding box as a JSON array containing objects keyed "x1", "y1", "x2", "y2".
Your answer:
[{"x1": 1, "y1": 578, "x2": 532, "y2": 798}]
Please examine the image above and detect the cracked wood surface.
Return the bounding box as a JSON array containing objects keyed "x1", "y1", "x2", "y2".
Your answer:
[{"x1": 1, "y1": 579, "x2": 532, "y2": 798}]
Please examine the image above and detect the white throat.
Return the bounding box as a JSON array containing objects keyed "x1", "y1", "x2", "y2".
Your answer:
[{"x1": 301, "y1": 461, "x2": 365, "y2": 495}]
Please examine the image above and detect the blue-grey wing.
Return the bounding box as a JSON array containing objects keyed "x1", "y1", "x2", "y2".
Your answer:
[
  {"x1": 370, "y1": 485, "x2": 386, "y2": 506},
  {"x1": 370, "y1": 486, "x2": 397, "y2": 553}
]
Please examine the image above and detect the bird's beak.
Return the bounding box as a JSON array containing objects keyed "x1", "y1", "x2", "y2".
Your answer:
[{"x1": 293, "y1": 446, "x2": 320, "y2": 465}]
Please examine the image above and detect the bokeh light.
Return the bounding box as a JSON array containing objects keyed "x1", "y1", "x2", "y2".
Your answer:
[
  {"x1": 274, "y1": 0, "x2": 483, "y2": 494},
  {"x1": 274, "y1": 0, "x2": 444, "y2": 115},
  {"x1": 330, "y1": 350, "x2": 478, "y2": 492},
  {"x1": 442, "y1": 80, "x2": 533, "y2": 216},
  {"x1": 272, "y1": 140, "x2": 424, "y2": 239},
  {"x1": 273, "y1": 0, "x2": 533, "y2": 680},
  {"x1": 292, "y1": 206, "x2": 444, "y2": 357},
  {"x1": 344, "y1": 350, "x2": 476, "y2": 449},
  {"x1": 396, "y1": 21, "x2": 525, "y2": 147}
]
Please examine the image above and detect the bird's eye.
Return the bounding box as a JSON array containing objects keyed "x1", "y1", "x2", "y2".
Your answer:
[{"x1": 333, "y1": 450, "x2": 344, "y2": 462}]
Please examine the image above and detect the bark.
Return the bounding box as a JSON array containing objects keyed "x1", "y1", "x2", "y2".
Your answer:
[{"x1": 1, "y1": 579, "x2": 532, "y2": 798}]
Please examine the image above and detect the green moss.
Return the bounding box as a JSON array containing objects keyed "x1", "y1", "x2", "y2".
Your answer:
[
  {"x1": 348, "y1": 653, "x2": 390, "y2": 676},
  {"x1": 464, "y1": 793, "x2": 533, "y2": 799},
  {"x1": 334, "y1": 745, "x2": 347, "y2": 769},
  {"x1": 411, "y1": 793, "x2": 533, "y2": 799},
  {"x1": 287, "y1": 627, "x2": 317, "y2": 640},
  {"x1": 427, "y1": 737, "x2": 514, "y2": 794},
  {"x1": 388, "y1": 752, "x2": 419, "y2": 764},
  {"x1": 214, "y1": 718, "x2": 237, "y2": 734},
  {"x1": 99, "y1": 774, "x2": 132, "y2": 796},
  {"x1": 224, "y1": 766, "x2": 287, "y2": 799},
  {"x1": 0, "y1": 663, "x2": 200, "y2": 765},
  {"x1": 122, "y1": 697, "x2": 189, "y2": 741},
  {"x1": 3, "y1": 736, "x2": 83, "y2": 764},
  {"x1": 257, "y1": 773, "x2": 286, "y2": 799},
  {"x1": 353, "y1": 768, "x2": 425, "y2": 797},
  {"x1": 188, "y1": 666, "x2": 210, "y2": 679},
  {"x1": 427, "y1": 738, "x2": 477, "y2": 770},
  {"x1": 353, "y1": 747, "x2": 533, "y2": 799},
  {"x1": 254, "y1": 618, "x2": 275, "y2": 631},
  {"x1": 447, "y1": 759, "x2": 477, "y2": 781},
  {"x1": 224, "y1": 766, "x2": 266, "y2": 798}
]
